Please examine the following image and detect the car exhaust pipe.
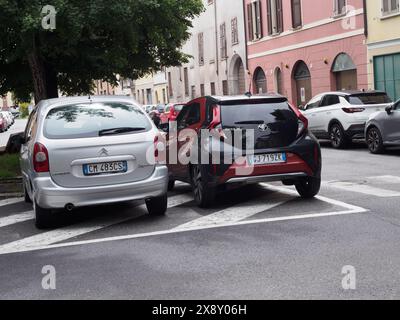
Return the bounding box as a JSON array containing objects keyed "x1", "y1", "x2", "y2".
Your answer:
[{"x1": 65, "y1": 204, "x2": 75, "y2": 212}]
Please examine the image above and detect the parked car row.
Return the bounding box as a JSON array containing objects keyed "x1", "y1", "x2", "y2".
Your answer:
[
  {"x1": 300, "y1": 90, "x2": 400, "y2": 154},
  {"x1": 0, "y1": 110, "x2": 15, "y2": 132},
  {"x1": 18, "y1": 94, "x2": 321, "y2": 229},
  {"x1": 143, "y1": 103, "x2": 186, "y2": 127}
]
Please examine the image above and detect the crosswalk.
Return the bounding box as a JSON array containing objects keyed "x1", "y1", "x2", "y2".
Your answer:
[{"x1": 1, "y1": 175, "x2": 399, "y2": 256}]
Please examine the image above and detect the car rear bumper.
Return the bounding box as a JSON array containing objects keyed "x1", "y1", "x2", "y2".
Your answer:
[
  {"x1": 345, "y1": 123, "x2": 366, "y2": 139},
  {"x1": 33, "y1": 165, "x2": 169, "y2": 209}
]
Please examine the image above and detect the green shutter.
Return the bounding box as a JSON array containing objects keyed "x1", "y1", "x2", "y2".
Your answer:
[{"x1": 374, "y1": 53, "x2": 400, "y2": 101}]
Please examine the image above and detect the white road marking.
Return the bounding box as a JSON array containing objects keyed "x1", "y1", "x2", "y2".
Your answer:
[
  {"x1": 0, "y1": 211, "x2": 34, "y2": 228},
  {"x1": 324, "y1": 181, "x2": 400, "y2": 197},
  {"x1": 0, "y1": 198, "x2": 24, "y2": 207},
  {"x1": 367, "y1": 175, "x2": 400, "y2": 184},
  {"x1": 173, "y1": 195, "x2": 287, "y2": 230},
  {"x1": 0, "y1": 193, "x2": 192, "y2": 256},
  {"x1": 0, "y1": 185, "x2": 368, "y2": 256}
]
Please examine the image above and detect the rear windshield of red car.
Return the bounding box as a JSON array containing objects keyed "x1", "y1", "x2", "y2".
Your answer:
[{"x1": 346, "y1": 93, "x2": 392, "y2": 105}]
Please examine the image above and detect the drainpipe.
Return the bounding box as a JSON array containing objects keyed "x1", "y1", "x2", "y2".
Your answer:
[
  {"x1": 363, "y1": 0, "x2": 368, "y2": 37},
  {"x1": 242, "y1": 0, "x2": 251, "y2": 93},
  {"x1": 214, "y1": 0, "x2": 219, "y2": 77}
]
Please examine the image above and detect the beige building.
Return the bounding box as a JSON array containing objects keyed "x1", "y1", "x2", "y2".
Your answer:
[
  {"x1": 366, "y1": 0, "x2": 400, "y2": 101},
  {"x1": 1, "y1": 93, "x2": 14, "y2": 110},
  {"x1": 134, "y1": 71, "x2": 168, "y2": 105}
]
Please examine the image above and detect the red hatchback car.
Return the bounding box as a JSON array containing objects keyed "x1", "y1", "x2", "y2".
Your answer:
[
  {"x1": 164, "y1": 94, "x2": 322, "y2": 208},
  {"x1": 160, "y1": 103, "x2": 185, "y2": 124}
]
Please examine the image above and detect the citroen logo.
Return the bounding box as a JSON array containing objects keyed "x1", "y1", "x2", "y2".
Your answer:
[
  {"x1": 258, "y1": 123, "x2": 272, "y2": 134},
  {"x1": 99, "y1": 148, "x2": 109, "y2": 157}
]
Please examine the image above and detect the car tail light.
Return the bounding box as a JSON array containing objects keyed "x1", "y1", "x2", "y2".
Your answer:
[
  {"x1": 342, "y1": 107, "x2": 365, "y2": 113},
  {"x1": 289, "y1": 104, "x2": 308, "y2": 137},
  {"x1": 33, "y1": 143, "x2": 50, "y2": 173}
]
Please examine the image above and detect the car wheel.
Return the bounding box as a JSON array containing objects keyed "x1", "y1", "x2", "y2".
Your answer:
[
  {"x1": 329, "y1": 123, "x2": 348, "y2": 149},
  {"x1": 34, "y1": 201, "x2": 54, "y2": 229},
  {"x1": 295, "y1": 177, "x2": 321, "y2": 199},
  {"x1": 168, "y1": 179, "x2": 175, "y2": 192},
  {"x1": 191, "y1": 165, "x2": 216, "y2": 208},
  {"x1": 23, "y1": 183, "x2": 32, "y2": 204},
  {"x1": 366, "y1": 127, "x2": 385, "y2": 154},
  {"x1": 146, "y1": 194, "x2": 168, "y2": 216}
]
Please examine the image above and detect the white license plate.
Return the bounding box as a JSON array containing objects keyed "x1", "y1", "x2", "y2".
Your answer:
[
  {"x1": 248, "y1": 153, "x2": 287, "y2": 166},
  {"x1": 83, "y1": 161, "x2": 128, "y2": 176}
]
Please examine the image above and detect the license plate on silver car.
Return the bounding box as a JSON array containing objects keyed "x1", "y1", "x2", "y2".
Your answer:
[
  {"x1": 83, "y1": 161, "x2": 128, "y2": 176},
  {"x1": 248, "y1": 153, "x2": 287, "y2": 166}
]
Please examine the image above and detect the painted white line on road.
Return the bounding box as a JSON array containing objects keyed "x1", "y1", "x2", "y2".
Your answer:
[
  {"x1": 0, "y1": 211, "x2": 34, "y2": 228},
  {"x1": 0, "y1": 188, "x2": 368, "y2": 256},
  {"x1": 367, "y1": 175, "x2": 400, "y2": 184},
  {"x1": 0, "y1": 198, "x2": 24, "y2": 207},
  {"x1": 324, "y1": 181, "x2": 400, "y2": 197},
  {"x1": 0, "y1": 193, "x2": 192, "y2": 256},
  {"x1": 173, "y1": 196, "x2": 287, "y2": 230}
]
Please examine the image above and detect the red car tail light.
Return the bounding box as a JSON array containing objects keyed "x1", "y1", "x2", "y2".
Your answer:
[
  {"x1": 289, "y1": 104, "x2": 308, "y2": 137},
  {"x1": 33, "y1": 143, "x2": 50, "y2": 173},
  {"x1": 342, "y1": 107, "x2": 365, "y2": 113}
]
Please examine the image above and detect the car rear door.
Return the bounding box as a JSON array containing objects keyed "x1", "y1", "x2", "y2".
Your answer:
[{"x1": 302, "y1": 95, "x2": 323, "y2": 134}]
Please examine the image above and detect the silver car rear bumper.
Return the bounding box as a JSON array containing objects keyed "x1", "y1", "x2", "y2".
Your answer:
[{"x1": 33, "y1": 166, "x2": 168, "y2": 209}]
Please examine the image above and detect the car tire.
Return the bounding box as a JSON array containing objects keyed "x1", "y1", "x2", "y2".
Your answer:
[
  {"x1": 146, "y1": 194, "x2": 168, "y2": 216},
  {"x1": 24, "y1": 183, "x2": 32, "y2": 204},
  {"x1": 191, "y1": 165, "x2": 216, "y2": 208},
  {"x1": 168, "y1": 179, "x2": 175, "y2": 192},
  {"x1": 366, "y1": 127, "x2": 385, "y2": 154},
  {"x1": 329, "y1": 123, "x2": 348, "y2": 149},
  {"x1": 34, "y1": 201, "x2": 54, "y2": 229},
  {"x1": 295, "y1": 177, "x2": 321, "y2": 199}
]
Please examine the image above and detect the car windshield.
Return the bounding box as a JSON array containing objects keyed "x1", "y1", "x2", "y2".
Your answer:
[
  {"x1": 347, "y1": 93, "x2": 392, "y2": 105},
  {"x1": 44, "y1": 102, "x2": 151, "y2": 139}
]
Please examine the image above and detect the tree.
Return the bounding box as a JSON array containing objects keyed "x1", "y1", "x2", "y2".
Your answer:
[{"x1": 0, "y1": 0, "x2": 203, "y2": 103}]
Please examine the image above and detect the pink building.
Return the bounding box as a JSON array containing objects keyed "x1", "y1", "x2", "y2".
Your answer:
[{"x1": 244, "y1": 0, "x2": 368, "y2": 107}]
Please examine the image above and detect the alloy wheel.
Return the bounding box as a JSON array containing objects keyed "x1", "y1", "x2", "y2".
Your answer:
[{"x1": 330, "y1": 125, "x2": 342, "y2": 148}]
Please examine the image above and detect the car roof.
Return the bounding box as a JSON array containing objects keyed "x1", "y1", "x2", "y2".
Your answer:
[
  {"x1": 36, "y1": 95, "x2": 139, "y2": 113},
  {"x1": 208, "y1": 93, "x2": 286, "y2": 102},
  {"x1": 315, "y1": 90, "x2": 387, "y2": 97}
]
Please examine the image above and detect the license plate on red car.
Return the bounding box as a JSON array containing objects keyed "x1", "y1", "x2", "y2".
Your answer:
[{"x1": 248, "y1": 153, "x2": 287, "y2": 166}]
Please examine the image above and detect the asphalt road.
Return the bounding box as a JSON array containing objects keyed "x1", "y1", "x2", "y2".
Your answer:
[
  {"x1": 0, "y1": 142, "x2": 400, "y2": 300},
  {"x1": 0, "y1": 119, "x2": 28, "y2": 149}
]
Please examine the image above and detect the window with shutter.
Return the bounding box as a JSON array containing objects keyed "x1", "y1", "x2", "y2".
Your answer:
[
  {"x1": 291, "y1": 0, "x2": 302, "y2": 29},
  {"x1": 382, "y1": 0, "x2": 399, "y2": 16}
]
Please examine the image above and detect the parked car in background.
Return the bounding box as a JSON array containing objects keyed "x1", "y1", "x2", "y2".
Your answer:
[
  {"x1": 0, "y1": 111, "x2": 11, "y2": 129},
  {"x1": 144, "y1": 105, "x2": 157, "y2": 114},
  {"x1": 165, "y1": 94, "x2": 322, "y2": 208},
  {"x1": 365, "y1": 99, "x2": 400, "y2": 154},
  {"x1": 7, "y1": 111, "x2": 15, "y2": 125},
  {"x1": 19, "y1": 96, "x2": 169, "y2": 229},
  {"x1": 160, "y1": 103, "x2": 185, "y2": 124},
  {"x1": 301, "y1": 91, "x2": 392, "y2": 148},
  {"x1": 0, "y1": 112, "x2": 7, "y2": 132}
]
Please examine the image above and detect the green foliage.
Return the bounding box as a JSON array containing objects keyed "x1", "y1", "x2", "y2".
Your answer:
[
  {"x1": 0, "y1": 154, "x2": 21, "y2": 179},
  {"x1": 19, "y1": 103, "x2": 30, "y2": 118},
  {"x1": 0, "y1": 0, "x2": 204, "y2": 99}
]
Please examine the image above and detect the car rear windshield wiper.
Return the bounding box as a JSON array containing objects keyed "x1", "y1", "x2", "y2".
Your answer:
[
  {"x1": 99, "y1": 127, "x2": 146, "y2": 136},
  {"x1": 234, "y1": 121, "x2": 264, "y2": 125}
]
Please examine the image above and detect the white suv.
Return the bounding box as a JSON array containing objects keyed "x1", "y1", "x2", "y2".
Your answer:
[{"x1": 301, "y1": 91, "x2": 392, "y2": 148}]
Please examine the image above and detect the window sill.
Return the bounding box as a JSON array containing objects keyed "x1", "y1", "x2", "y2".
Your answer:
[
  {"x1": 380, "y1": 12, "x2": 400, "y2": 20},
  {"x1": 332, "y1": 12, "x2": 347, "y2": 19}
]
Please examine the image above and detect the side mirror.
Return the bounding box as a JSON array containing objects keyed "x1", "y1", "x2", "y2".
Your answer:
[
  {"x1": 298, "y1": 105, "x2": 306, "y2": 111},
  {"x1": 386, "y1": 105, "x2": 393, "y2": 115},
  {"x1": 5, "y1": 132, "x2": 25, "y2": 154}
]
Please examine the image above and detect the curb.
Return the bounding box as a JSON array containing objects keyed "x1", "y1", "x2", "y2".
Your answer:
[{"x1": 0, "y1": 177, "x2": 23, "y2": 196}]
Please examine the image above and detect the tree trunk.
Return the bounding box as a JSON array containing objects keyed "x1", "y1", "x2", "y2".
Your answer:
[{"x1": 28, "y1": 53, "x2": 59, "y2": 104}]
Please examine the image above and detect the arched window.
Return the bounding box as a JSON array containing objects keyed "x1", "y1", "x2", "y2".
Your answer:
[
  {"x1": 274, "y1": 67, "x2": 283, "y2": 94},
  {"x1": 332, "y1": 53, "x2": 358, "y2": 91},
  {"x1": 293, "y1": 61, "x2": 312, "y2": 107},
  {"x1": 253, "y1": 67, "x2": 267, "y2": 94}
]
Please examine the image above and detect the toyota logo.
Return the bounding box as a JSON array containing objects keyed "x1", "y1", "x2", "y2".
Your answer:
[{"x1": 258, "y1": 123, "x2": 272, "y2": 134}]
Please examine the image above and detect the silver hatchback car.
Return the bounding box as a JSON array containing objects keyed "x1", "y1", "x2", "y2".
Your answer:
[{"x1": 20, "y1": 96, "x2": 168, "y2": 229}]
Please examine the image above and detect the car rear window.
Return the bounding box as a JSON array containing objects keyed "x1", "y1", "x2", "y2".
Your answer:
[
  {"x1": 346, "y1": 93, "x2": 392, "y2": 105},
  {"x1": 44, "y1": 102, "x2": 151, "y2": 139},
  {"x1": 220, "y1": 99, "x2": 297, "y2": 129}
]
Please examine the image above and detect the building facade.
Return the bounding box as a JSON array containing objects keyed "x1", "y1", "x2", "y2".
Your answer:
[
  {"x1": 167, "y1": 0, "x2": 248, "y2": 103},
  {"x1": 1, "y1": 93, "x2": 13, "y2": 110},
  {"x1": 366, "y1": 0, "x2": 400, "y2": 101},
  {"x1": 134, "y1": 71, "x2": 169, "y2": 105},
  {"x1": 245, "y1": 0, "x2": 368, "y2": 107}
]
